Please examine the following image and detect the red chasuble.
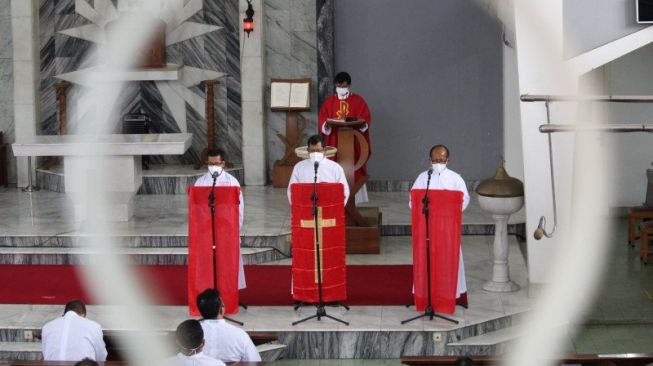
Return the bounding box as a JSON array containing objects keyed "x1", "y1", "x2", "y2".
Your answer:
[
  {"x1": 187, "y1": 186, "x2": 240, "y2": 315},
  {"x1": 290, "y1": 183, "x2": 347, "y2": 302},
  {"x1": 411, "y1": 189, "x2": 463, "y2": 314},
  {"x1": 318, "y1": 93, "x2": 372, "y2": 180}
]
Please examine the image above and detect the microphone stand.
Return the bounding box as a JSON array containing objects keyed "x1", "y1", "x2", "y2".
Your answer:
[
  {"x1": 402, "y1": 169, "x2": 458, "y2": 325},
  {"x1": 208, "y1": 171, "x2": 243, "y2": 326},
  {"x1": 293, "y1": 161, "x2": 349, "y2": 326}
]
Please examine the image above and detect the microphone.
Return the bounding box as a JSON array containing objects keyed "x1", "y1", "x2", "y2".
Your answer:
[
  {"x1": 314, "y1": 161, "x2": 319, "y2": 172},
  {"x1": 427, "y1": 167, "x2": 433, "y2": 177},
  {"x1": 211, "y1": 171, "x2": 220, "y2": 179}
]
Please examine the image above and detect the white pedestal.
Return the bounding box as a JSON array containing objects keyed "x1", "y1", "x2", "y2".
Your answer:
[
  {"x1": 64, "y1": 155, "x2": 142, "y2": 222},
  {"x1": 478, "y1": 195, "x2": 524, "y2": 293}
]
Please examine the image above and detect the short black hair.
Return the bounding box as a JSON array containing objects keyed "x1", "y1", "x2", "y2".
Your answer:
[
  {"x1": 176, "y1": 319, "x2": 204, "y2": 353},
  {"x1": 307, "y1": 134, "x2": 323, "y2": 147},
  {"x1": 197, "y1": 288, "x2": 223, "y2": 319},
  {"x1": 207, "y1": 148, "x2": 226, "y2": 160},
  {"x1": 334, "y1": 72, "x2": 351, "y2": 85},
  {"x1": 74, "y1": 358, "x2": 99, "y2": 366},
  {"x1": 429, "y1": 144, "x2": 450, "y2": 158},
  {"x1": 454, "y1": 356, "x2": 476, "y2": 366},
  {"x1": 64, "y1": 300, "x2": 86, "y2": 316}
]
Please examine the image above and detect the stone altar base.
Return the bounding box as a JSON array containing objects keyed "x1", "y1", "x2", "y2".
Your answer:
[
  {"x1": 346, "y1": 206, "x2": 381, "y2": 254},
  {"x1": 271, "y1": 161, "x2": 294, "y2": 188}
]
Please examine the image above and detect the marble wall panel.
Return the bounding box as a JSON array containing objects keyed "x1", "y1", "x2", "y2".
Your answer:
[
  {"x1": 38, "y1": 0, "x2": 242, "y2": 167},
  {"x1": 264, "y1": 0, "x2": 318, "y2": 179},
  {"x1": 0, "y1": 0, "x2": 10, "y2": 16},
  {"x1": 0, "y1": 0, "x2": 13, "y2": 183},
  {"x1": 0, "y1": 15, "x2": 12, "y2": 58}
]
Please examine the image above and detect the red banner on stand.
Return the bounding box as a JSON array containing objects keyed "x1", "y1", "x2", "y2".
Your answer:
[
  {"x1": 291, "y1": 183, "x2": 347, "y2": 302},
  {"x1": 411, "y1": 189, "x2": 463, "y2": 314},
  {"x1": 187, "y1": 186, "x2": 240, "y2": 315}
]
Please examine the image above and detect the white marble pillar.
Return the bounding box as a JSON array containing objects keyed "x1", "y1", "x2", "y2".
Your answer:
[
  {"x1": 240, "y1": 0, "x2": 266, "y2": 186},
  {"x1": 10, "y1": 0, "x2": 39, "y2": 187}
]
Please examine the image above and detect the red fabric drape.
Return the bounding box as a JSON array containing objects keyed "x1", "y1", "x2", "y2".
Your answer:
[
  {"x1": 291, "y1": 183, "x2": 347, "y2": 302},
  {"x1": 411, "y1": 189, "x2": 463, "y2": 314},
  {"x1": 187, "y1": 186, "x2": 240, "y2": 315}
]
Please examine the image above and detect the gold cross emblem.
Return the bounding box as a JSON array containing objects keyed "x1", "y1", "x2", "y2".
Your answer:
[{"x1": 300, "y1": 207, "x2": 337, "y2": 283}]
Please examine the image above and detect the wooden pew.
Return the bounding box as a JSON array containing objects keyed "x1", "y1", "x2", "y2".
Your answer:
[
  {"x1": 34, "y1": 330, "x2": 278, "y2": 362},
  {"x1": 401, "y1": 354, "x2": 653, "y2": 366}
]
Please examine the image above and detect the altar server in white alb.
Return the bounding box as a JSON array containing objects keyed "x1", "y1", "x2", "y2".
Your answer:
[
  {"x1": 196, "y1": 289, "x2": 261, "y2": 363},
  {"x1": 410, "y1": 144, "x2": 470, "y2": 304},
  {"x1": 41, "y1": 300, "x2": 107, "y2": 362},
  {"x1": 287, "y1": 134, "x2": 350, "y2": 205},
  {"x1": 194, "y1": 148, "x2": 246, "y2": 290}
]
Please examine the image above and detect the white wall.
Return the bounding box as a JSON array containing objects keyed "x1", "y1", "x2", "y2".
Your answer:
[{"x1": 603, "y1": 43, "x2": 653, "y2": 206}]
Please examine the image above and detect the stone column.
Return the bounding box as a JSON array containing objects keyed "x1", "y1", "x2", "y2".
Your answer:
[
  {"x1": 11, "y1": 0, "x2": 39, "y2": 187},
  {"x1": 240, "y1": 0, "x2": 266, "y2": 186}
]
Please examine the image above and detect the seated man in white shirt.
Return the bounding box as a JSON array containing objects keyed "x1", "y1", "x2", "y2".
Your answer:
[
  {"x1": 196, "y1": 289, "x2": 261, "y2": 363},
  {"x1": 41, "y1": 300, "x2": 107, "y2": 362},
  {"x1": 164, "y1": 319, "x2": 226, "y2": 366},
  {"x1": 194, "y1": 148, "x2": 246, "y2": 291}
]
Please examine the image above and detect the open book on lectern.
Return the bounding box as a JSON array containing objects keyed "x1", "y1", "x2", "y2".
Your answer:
[{"x1": 270, "y1": 78, "x2": 311, "y2": 110}]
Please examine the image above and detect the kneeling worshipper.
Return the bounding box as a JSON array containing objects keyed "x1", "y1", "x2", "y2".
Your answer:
[
  {"x1": 194, "y1": 148, "x2": 246, "y2": 291},
  {"x1": 162, "y1": 319, "x2": 226, "y2": 366},
  {"x1": 41, "y1": 300, "x2": 107, "y2": 362},
  {"x1": 410, "y1": 144, "x2": 470, "y2": 306},
  {"x1": 196, "y1": 289, "x2": 261, "y2": 362}
]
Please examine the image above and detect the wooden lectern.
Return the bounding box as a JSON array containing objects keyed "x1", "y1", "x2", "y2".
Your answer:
[
  {"x1": 271, "y1": 78, "x2": 312, "y2": 187},
  {"x1": 326, "y1": 119, "x2": 381, "y2": 254}
]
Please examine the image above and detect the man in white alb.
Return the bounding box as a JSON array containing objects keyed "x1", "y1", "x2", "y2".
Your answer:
[
  {"x1": 194, "y1": 148, "x2": 246, "y2": 290},
  {"x1": 287, "y1": 134, "x2": 349, "y2": 205},
  {"x1": 41, "y1": 300, "x2": 107, "y2": 362},
  {"x1": 196, "y1": 289, "x2": 261, "y2": 363},
  {"x1": 410, "y1": 144, "x2": 470, "y2": 305}
]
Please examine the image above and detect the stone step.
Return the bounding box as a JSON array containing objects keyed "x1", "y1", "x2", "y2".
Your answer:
[
  {"x1": 445, "y1": 325, "x2": 523, "y2": 355},
  {"x1": 0, "y1": 234, "x2": 290, "y2": 253},
  {"x1": 36, "y1": 164, "x2": 245, "y2": 195},
  {"x1": 256, "y1": 343, "x2": 287, "y2": 363},
  {"x1": 0, "y1": 246, "x2": 288, "y2": 265},
  {"x1": 0, "y1": 341, "x2": 41, "y2": 361}
]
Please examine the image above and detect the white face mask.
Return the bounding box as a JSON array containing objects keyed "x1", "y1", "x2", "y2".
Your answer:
[
  {"x1": 432, "y1": 163, "x2": 447, "y2": 174},
  {"x1": 335, "y1": 87, "x2": 350, "y2": 100},
  {"x1": 208, "y1": 165, "x2": 223, "y2": 176},
  {"x1": 309, "y1": 152, "x2": 325, "y2": 164}
]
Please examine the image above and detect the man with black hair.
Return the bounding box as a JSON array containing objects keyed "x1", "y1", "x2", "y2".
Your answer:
[
  {"x1": 165, "y1": 319, "x2": 225, "y2": 366},
  {"x1": 287, "y1": 134, "x2": 350, "y2": 205},
  {"x1": 196, "y1": 289, "x2": 260, "y2": 362},
  {"x1": 41, "y1": 300, "x2": 107, "y2": 362},
  {"x1": 194, "y1": 148, "x2": 246, "y2": 290},
  {"x1": 318, "y1": 71, "x2": 372, "y2": 204}
]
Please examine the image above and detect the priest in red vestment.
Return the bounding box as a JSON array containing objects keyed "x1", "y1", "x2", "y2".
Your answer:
[{"x1": 318, "y1": 71, "x2": 372, "y2": 203}]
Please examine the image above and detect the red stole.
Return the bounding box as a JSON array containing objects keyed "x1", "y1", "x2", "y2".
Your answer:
[
  {"x1": 411, "y1": 189, "x2": 462, "y2": 314},
  {"x1": 290, "y1": 183, "x2": 347, "y2": 302},
  {"x1": 187, "y1": 186, "x2": 240, "y2": 315}
]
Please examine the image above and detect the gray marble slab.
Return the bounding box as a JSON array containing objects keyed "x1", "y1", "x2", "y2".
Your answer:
[{"x1": 38, "y1": 0, "x2": 242, "y2": 167}]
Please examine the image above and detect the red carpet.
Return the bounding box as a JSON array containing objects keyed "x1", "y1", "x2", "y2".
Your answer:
[{"x1": 0, "y1": 264, "x2": 413, "y2": 306}]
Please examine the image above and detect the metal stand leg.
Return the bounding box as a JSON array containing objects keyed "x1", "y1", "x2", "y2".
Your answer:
[{"x1": 22, "y1": 157, "x2": 40, "y2": 193}]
